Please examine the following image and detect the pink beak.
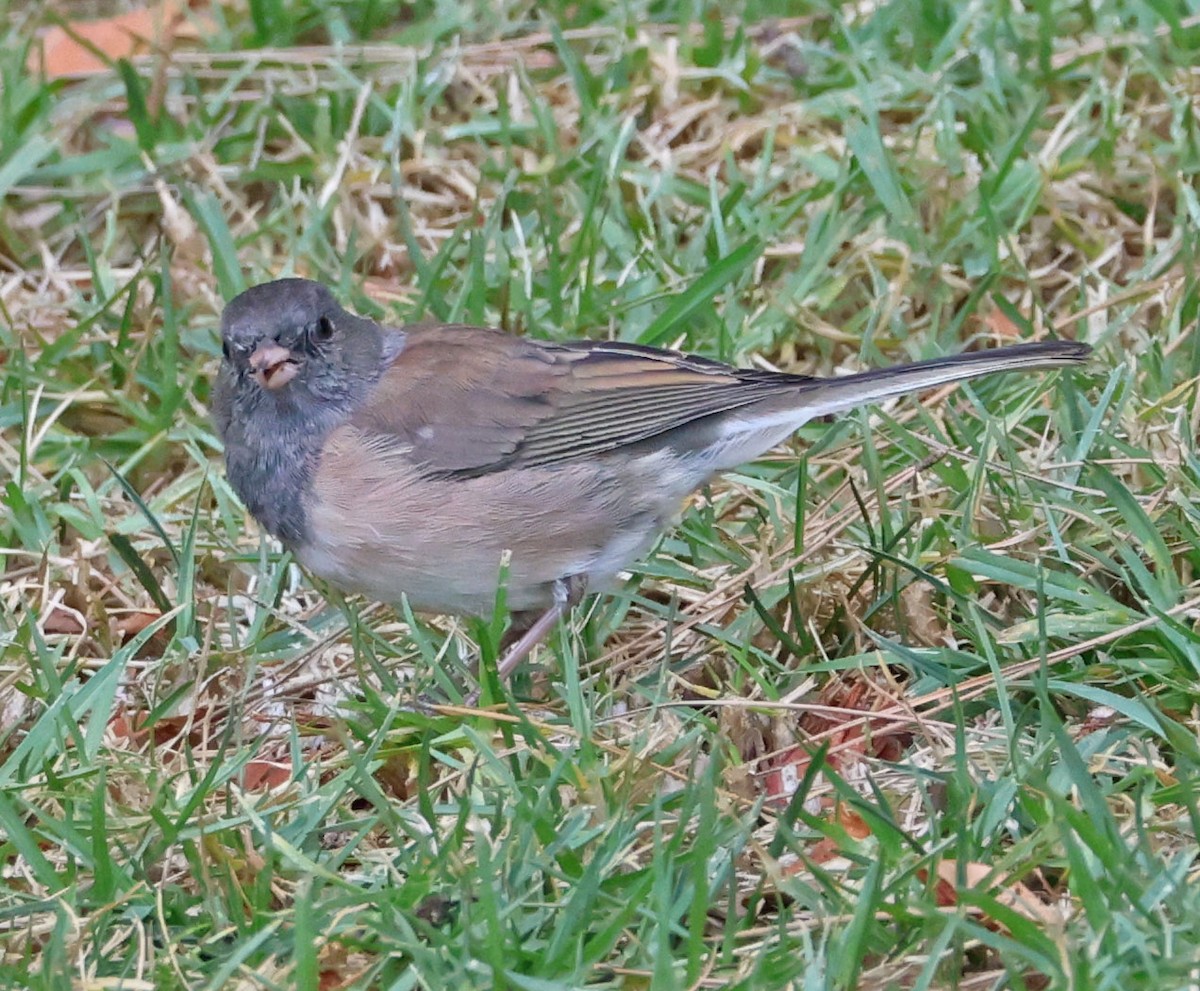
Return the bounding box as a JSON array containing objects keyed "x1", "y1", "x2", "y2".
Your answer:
[{"x1": 249, "y1": 343, "x2": 298, "y2": 390}]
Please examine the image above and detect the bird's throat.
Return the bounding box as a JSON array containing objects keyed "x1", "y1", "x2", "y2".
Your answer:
[{"x1": 224, "y1": 414, "x2": 322, "y2": 547}]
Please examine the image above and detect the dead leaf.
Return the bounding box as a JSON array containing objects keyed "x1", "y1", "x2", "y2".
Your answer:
[
  {"x1": 805, "y1": 837, "x2": 840, "y2": 866},
  {"x1": 42, "y1": 604, "x2": 85, "y2": 635},
  {"x1": 315, "y1": 942, "x2": 373, "y2": 989},
  {"x1": 922, "y1": 861, "x2": 1065, "y2": 930},
  {"x1": 981, "y1": 307, "x2": 1023, "y2": 340},
  {"x1": 318, "y1": 972, "x2": 346, "y2": 991},
  {"x1": 836, "y1": 801, "x2": 871, "y2": 840},
  {"x1": 796, "y1": 676, "x2": 915, "y2": 769},
  {"x1": 376, "y1": 754, "x2": 418, "y2": 801},
  {"x1": 242, "y1": 760, "x2": 293, "y2": 791},
  {"x1": 30, "y1": 1, "x2": 209, "y2": 78},
  {"x1": 114, "y1": 610, "x2": 174, "y2": 659},
  {"x1": 900, "y1": 581, "x2": 946, "y2": 647},
  {"x1": 109, "y1": 710, "x2": 196, "y2": 748},
  {"x1": 763, "y1": 744, "x2": 810, "y2": 803},
  {"x1": 720, "y1": 704, "x2": 767, "y2": 800}
]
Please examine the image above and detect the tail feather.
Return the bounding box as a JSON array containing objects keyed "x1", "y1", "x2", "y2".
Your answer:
[
  {"x1": 697, "y1": 339, "x2": 1091, "y2": 471},
  {"x1": 793, "y1": 340, "x2": 1091, "y2": 419}
]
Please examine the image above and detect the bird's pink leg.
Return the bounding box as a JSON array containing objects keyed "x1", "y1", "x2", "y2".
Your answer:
[{"x1": 494, "y1": 574, "x2": 587, "y2": 682}]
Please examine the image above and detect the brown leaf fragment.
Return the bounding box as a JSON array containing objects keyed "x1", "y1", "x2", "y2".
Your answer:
[
  {"x1": 836, "y1": 801, "x2": 871, "y2": 840},
  {"x1": 42, "y1": 604, "x2": 85, "y2": 635},
  {"x1": 30, "y1": 1, "x2": 211, "y2": 78},
  {"x1": 922, "y1": 861, "x2": 1066, "y2": 931},
  {"x1": 114, "y1": 610, "x2": 174, "y2": 659},
  {"x1": 900, "y1": 581, "x2": 947, "y2": 647},
  {"x1": 981, "y1": 306, "x2": 1024, "y2": 340},
  {"x1": 242, "y1": 760, "x2": 293, "y2": 791}
]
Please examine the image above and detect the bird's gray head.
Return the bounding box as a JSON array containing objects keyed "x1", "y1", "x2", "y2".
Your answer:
[
  {"x1": 218, "y1": 278, "x2": 384, "y2": 415},
  {"x1": 213, "y1": 279, "x2": 393, "y2": 544}
]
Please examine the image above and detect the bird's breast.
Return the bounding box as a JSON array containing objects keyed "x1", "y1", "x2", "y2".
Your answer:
[{"x1": 296, "y1": 425, "x2": 699, "y2": 617}]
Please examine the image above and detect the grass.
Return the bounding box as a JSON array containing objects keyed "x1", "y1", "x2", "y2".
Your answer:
[{"x1": 3, "y1": 0, "x2": 1200, "y2": 987}]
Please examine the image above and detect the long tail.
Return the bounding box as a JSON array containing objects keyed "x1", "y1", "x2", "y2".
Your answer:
[{"x1": 795, "y1": 340, "x2": 1091, "y2": 418}]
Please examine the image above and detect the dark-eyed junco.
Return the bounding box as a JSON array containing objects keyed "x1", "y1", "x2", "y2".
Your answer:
[{"x1": 212, "y1": 279, "x2": 1090, "y2": 680}]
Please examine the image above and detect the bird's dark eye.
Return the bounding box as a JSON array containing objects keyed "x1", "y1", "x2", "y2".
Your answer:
[{"x1": 314, "y1": 315, "x2": 335, "y2": 343}]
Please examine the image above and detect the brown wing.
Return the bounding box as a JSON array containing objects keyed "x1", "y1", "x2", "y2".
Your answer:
[{"x1": 350, "y1": 325, "x2": 807, "y2": 476}]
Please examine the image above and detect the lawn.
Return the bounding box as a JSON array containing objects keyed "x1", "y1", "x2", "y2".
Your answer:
[{"x1": 3, "y1": 0, "x2": 1199, "y2": 988}]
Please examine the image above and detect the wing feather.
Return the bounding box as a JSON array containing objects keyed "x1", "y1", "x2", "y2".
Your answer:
[{"x1": 349, "y1": 325, "x2": 805, "y2": 476}]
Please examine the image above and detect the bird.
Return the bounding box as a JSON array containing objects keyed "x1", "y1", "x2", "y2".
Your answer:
[{"x1": 212, "y1": 278, "x2": 1090, "y2": 682}]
